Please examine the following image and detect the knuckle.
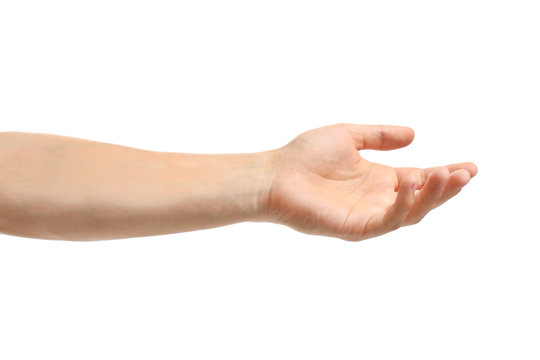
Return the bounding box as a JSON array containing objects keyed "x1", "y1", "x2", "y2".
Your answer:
[
  {"x1": 344, "y1": 235, "x2": 363, "y2": 242},
  {"x1": 389, "y1": 222, "x2": 401, "y2": 231},
  {"x1": 412, "y1": 215, "x2": 424, "y2": 225}
]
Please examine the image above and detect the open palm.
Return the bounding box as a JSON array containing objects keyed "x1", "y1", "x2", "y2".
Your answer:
[{"x1": 264, "y1": 123, "x2": 477, "y2": 241}]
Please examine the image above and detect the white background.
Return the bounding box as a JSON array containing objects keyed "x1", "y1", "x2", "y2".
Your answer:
[{"x1": 1, "y1": 0, "x2": 538, "y2": 359}]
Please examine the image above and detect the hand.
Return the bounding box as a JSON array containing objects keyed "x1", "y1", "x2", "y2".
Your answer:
[{"x1": 262, "y1": 123, "x2": 477, "y2": 241}]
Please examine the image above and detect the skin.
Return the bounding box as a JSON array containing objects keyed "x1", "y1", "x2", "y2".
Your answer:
[{"x1": 0, "y1": 123, "x2": 477, "y2": 241}]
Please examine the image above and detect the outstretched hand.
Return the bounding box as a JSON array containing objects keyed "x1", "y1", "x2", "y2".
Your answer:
[{"x1": 262, "y1": 123, "x2": 477, "y2": 241}]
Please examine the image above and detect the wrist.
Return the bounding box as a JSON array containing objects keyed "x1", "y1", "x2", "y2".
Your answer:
[
  {"x1": 250, "y1": 148, "x2": 281, "y2": 222},
  {"x1": 161, "y1": 149, "x2": 281, "y2": 227}
]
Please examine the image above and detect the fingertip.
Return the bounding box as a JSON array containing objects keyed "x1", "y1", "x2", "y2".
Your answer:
[
  {"x1": 470, "y1": 163, "x2": 478, "y2": 177},
  {"x1": 456, "y1": 162, "x2": 478, "y2": 177},
  {"x1": 394, "y1": 125, "x2": 414, "y2": 139},
  {"x1": 452, "y1": 169, "x2": 471, "y2": 187},
  {"x1": 393, "y1": 177, "x2": 416, "y2": 210},
  {"x1": 441, "y1": 165, "x2": 451, "y2": 176},
  {"x1": 431, "y1": 166, "x2": 451, "y2": 183},
  {"x1": 385, "y1": 176, "x2": 417, "y2": 229},
  {"x1": 381, "y1": 125, "x2": 415, "y2": 149},
  {"x1": 419, "y1": 167, "x2": 449, "y2": 200},
  {"x1": 410, "y1": 180, "x2": 418, "y2": 193},
  {"x1": 405, "y1": 126, "x2": 415, "y2": 140},
  {"x1": 401, "y1": 176, "x2": 417, "y2": 192},
  {"x1": 403, "y1": 126, "x2": 415, "y2": 145},
  {"x1": 442, "y1": 166, "x2": 451, "y2": 181},
  {"x1": 404, "y1": 177, "x2": 418, "y2": 204}
]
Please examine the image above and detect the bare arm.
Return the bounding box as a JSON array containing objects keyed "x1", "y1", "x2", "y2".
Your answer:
[
  {"x1": 0, "y1": 131, "x2": 277, "y2": 240},
  {"x1": 0, "y1": 124, "x2": 477, "y2": 242}
]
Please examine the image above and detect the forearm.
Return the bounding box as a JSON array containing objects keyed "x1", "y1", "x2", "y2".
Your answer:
[{"x1": 0, "y1": 132, "x2": 278, "y2": 240}]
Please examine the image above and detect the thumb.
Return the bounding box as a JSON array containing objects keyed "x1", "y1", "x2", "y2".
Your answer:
[{"x1": 338, "y1": 123, "x2": 415, "y2": 151}]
